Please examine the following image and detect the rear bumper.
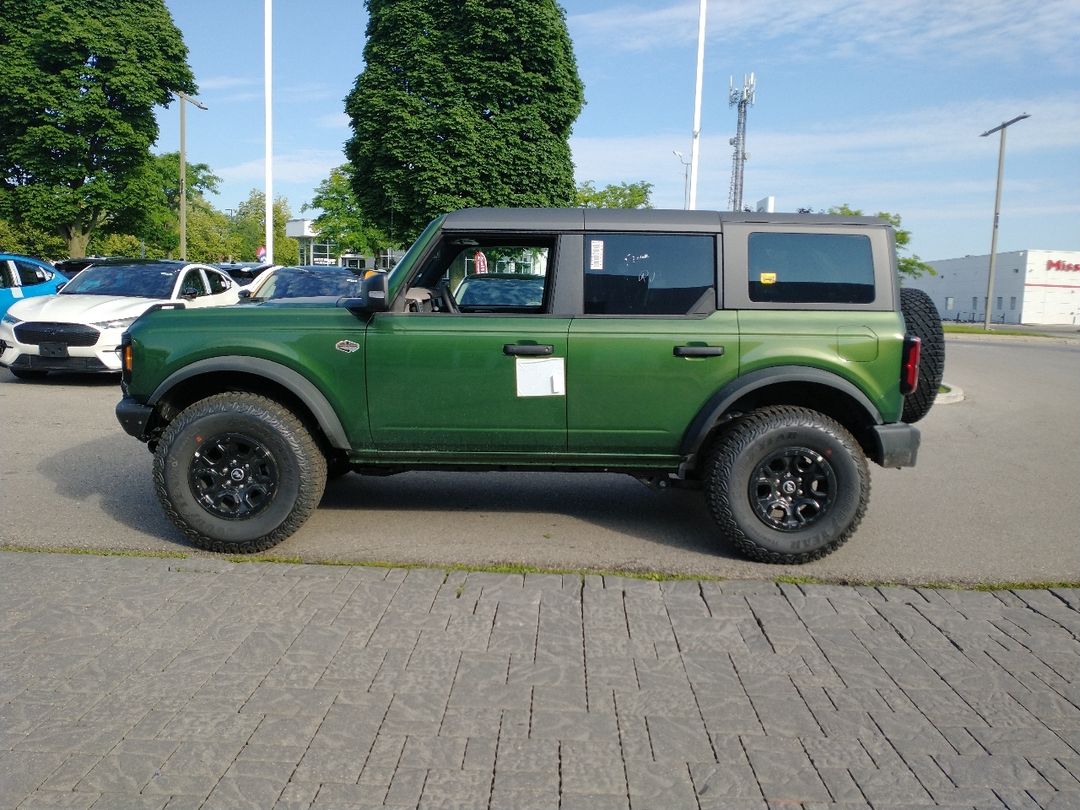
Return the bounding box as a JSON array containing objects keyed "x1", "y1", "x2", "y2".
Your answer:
[
  {"x1": 871, "y1": 422, "x2": 920, "y2": 468},
  {"x1": 116, "y1": 396, "x2": 154, "y2": 441}
]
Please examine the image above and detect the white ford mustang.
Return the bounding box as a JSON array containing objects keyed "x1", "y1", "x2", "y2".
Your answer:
[{"x1": 0, "y1": 260, "x2": 239, "y2": 378}]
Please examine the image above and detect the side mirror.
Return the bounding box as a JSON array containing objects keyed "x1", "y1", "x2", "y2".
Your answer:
[
  {"x1": 338, "y1": 270, "x2": 388, "y2": 313},
  {"x1": 180, "y1": 290, "x2": 198, "y2": 301},
  {"x1": 238, "y1": 289, "x2": 252, "y2": 300}
]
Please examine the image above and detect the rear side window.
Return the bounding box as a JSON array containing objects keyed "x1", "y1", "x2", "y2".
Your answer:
[
  {"x1": 748, "y1": 232, "x2": 875, "y2": 304},
  {"x1": 584, "y1": 233, "x2": 714, "y2": 315}
]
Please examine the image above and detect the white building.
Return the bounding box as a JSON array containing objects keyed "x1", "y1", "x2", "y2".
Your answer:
[{"x1": 905, "y1": 250, "x2": 1080, "y2": 326}]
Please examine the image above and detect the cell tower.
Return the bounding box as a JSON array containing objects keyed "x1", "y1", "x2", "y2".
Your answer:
[{"x1": 727, "y1": 73, "x2": 755, "y2": 212}]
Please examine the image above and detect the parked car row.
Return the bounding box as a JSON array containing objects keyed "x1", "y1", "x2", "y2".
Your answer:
[{"x1": 0, "y1": 256, "x2": 375, "y2": 379}]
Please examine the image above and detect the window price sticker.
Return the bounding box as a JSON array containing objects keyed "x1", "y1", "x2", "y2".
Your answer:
[{"x1": 589, "y1": 239, "x2": 605, "y2": 271}]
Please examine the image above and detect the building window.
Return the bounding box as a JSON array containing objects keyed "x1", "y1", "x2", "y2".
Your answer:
[
  {"x1": 972, "y1": 296, "x2": 978, "y2": 312},
  {"x1": 1010, "y1": 296, "x2": 1017, "y2": 311},
  {"x1": 945, "y1": 296, "x2": 955, "y2": 311},
  {"x1": 996, "y1": 296, "x2": 1003, "y2": 311}
]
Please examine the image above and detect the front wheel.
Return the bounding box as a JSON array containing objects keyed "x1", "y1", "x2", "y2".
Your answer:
[
  {"x1": 153, "y1": 393, "x2": 327, "y2": 553},
  {"x1": 705, "y1": 406, "x2": 869, "y2": 564}
]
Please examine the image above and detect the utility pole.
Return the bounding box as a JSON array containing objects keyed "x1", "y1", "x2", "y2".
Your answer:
[{"x1": 727, "y1": 73, "x2": 755, "y2": 212}]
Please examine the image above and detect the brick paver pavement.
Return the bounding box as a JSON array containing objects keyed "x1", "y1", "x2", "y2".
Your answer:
[{"x1": 1, "y1": 551, "x2": 1079, "y2": 809}]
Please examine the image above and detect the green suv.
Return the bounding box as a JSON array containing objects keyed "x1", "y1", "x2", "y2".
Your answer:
[{"x1": 116, "y1": 209, "x2": 942, "y2": 563}]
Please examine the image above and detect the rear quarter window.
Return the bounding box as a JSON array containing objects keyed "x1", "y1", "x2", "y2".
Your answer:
[{"x1": 748, "y1": 232, "x2": 875, "y2": 304}]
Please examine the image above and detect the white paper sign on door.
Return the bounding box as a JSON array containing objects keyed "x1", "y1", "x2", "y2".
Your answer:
[{"x1": 515, "y1": 357, "x2": 566, "y2": 397}]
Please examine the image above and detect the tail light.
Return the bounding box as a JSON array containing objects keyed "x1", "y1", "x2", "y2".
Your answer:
[{"x1": 900, "y1": 335, "x2": 921, "y2": 395}]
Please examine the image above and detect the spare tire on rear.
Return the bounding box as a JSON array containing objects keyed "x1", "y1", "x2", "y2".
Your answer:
[{"x1": 900, "y1": 287, "x2": 945, "y2": 423}]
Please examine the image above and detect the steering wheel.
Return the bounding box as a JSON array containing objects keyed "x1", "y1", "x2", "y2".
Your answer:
[{"x1": 436, "y1": 280, "x2": 459, "y2": 314}]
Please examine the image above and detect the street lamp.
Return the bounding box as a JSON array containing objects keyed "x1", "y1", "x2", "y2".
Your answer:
[
  {"x1": 980, "y1": 113, "x2": 1029, "y2": 330},
  {"x1": 177, "y1": 91, "x2": 208, "y2": 261},
  {"x1": 673, "y1": 150, "x2": 691, "y2": 210}
]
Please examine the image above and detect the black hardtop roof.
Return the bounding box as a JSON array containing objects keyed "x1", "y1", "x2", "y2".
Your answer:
[{"x1": 441, "y1": 207, "x2": 887, "y2": 232}]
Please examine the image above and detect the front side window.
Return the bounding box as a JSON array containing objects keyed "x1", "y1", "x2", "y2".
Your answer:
[
  {"x1": 406, "y1": 234, "x2": 553, "y2": 314},
  {"x1": 0, "y1": 262, "x2": 13, "y2": 289},
  {"x1": 584, "y1": 233, "x2": 714, "y2": 315},
  {"x1": 180, "y1": 270, "x2": 209, "y2": 298},
  {"x1": 748, "y1": 232, "x2": 875, "y2": 304}
]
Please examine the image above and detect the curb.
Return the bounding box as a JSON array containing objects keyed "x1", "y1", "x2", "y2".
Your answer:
[{"x1": 937, "y1": 383, "x2": 964, "y2": 404}]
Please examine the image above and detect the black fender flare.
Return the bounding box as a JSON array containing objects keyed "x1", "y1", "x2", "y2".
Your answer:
[
  {"x1": 679, "y1": 365, "x2": 884, "y2": 457},
  {"x1": 148, "y1": 357, "x2": 351, "y2": 449}
]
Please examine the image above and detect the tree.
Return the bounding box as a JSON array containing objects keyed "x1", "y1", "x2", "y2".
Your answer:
[
  {"x1": 302, "y1": 165, "x2": 386, "y2": 256},
  {"x1": 0, "y1": 0, "x2": 196, "y2": 257},
  {"x1": 232, "y1": 190, "x2": 299, "y2": 266},
  {"x1": 344, "y1": 0, "x2": 584, "y2": 241},
  {"x1": 137, "y1": 152, "x2": 221, "y2": 257},
  {"x1": 0, "y1": 219, "x2": 68, "y2": 258},
  {"x1": 575, "y1": 181, "x2": 653, "y2": 209}
]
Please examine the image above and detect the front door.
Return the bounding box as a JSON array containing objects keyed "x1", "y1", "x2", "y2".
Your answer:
[{"x1": 366, "y1": 236, "x2": 569, "y2": 454}]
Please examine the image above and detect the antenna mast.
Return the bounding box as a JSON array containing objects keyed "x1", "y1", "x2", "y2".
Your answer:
[{"x1": 727, "y1": 73, "x2": 755, "y2": 211}]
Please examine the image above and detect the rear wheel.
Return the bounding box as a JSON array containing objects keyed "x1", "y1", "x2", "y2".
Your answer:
[
  {"x1": 900, "y1": 287, "x2": 945, "y2": 423},
  {"x1": 153, "y1": 393, "x2": 326, "y2": 553},
  {"x1": 705, "y1": 406, "x2": 869, "y2": 564}
]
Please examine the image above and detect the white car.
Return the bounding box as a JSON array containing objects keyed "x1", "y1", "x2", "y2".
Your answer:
[{"x1": 0, "y1": 260, "x2": 239, "y2": 378}]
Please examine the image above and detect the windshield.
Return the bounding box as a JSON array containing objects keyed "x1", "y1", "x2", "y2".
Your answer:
[
  {"x1": 60, "y1": 264, "x2": 179, "y2": 298},
  {"x1": 252, "y1": 268, "x2": 361, "y2": 301}
]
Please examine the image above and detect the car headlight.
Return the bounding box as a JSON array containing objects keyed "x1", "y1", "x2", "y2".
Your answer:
[
  {"x1": 1, "y1": 312, "x2": 21, "y2": 326},
  {"x1": 91, "y1": 316, "x2": 138, "y2": 330}
]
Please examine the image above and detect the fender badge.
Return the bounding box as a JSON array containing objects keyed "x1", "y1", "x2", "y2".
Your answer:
[{"x1": 335, "y1": 339, "x2": 360, "y2": 354}]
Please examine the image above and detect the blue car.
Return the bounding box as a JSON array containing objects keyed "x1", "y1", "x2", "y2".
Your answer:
[{"x1": 0, "y1": 254, "x2": 67, "y2": 319}]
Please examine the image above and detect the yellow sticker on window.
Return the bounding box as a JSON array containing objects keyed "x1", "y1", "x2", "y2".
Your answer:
[{"x1": 760, "y1": 272, "x2": 777, "y2": 285}]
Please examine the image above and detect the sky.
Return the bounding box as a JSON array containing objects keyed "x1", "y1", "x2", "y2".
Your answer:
[{"x1": 157, "y1": 0, "x2": 1080, "y2": 262}]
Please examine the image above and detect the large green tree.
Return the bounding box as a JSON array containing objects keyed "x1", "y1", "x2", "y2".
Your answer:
[
  {"x1": 0, "y1": 0, "x2": 195, "y2": 257},
  {"x1": 345, "y1": 0, "x2": 584, "y2": 240},
  {"x1": 138, "y1": 152, "x2": 221, "y2": 257},
  {"x1": 232, "y1": 190, "x2": 299, "y2": 266},
  {"x1": 302, "y1": 165, "x2": 386, "y2": 256}
]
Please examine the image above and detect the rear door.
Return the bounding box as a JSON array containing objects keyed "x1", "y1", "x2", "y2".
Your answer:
[{"x1": 567, "y1": 231, "x2": 740, "y2": 454}]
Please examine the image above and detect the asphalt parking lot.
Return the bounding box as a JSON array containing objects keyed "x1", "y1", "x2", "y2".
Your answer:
[{"x1": 2, "y1": 334, "x2": 1079, "y2": 584}]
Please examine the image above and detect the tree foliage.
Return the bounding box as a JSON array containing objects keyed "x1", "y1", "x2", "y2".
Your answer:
[
  {"x1": 575, "y1": 181, "x2": 654, "y2": 209},
  {"x1": 0, "y1": 219, "x2": 68, "y2": 258},
  {"x1": 302, "y1": 165, "x2": 386, "y2": 256},
  {"x1": 345, "y1": 0, "x2": 585, "y2": 241},
  {"x1": 0, "y1": 0, "x2": 195, "y2": 257},
  {"x1": 137, "y1": 152, "x2": 222, "y2": 258},
  {"x1": 232, "y1": 190, "x2": 299, "y2": 266}
]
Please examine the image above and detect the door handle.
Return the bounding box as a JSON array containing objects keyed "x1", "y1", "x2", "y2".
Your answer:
[
  {"x1": 504, "y1": 344, "x2": 554, "y2": 356},
  {"x1": 674, "y1": 345, "x2": 725, "y2": 357}
]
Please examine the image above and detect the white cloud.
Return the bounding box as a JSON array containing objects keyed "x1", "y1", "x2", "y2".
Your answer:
[
  {"x1": 218, "y1": 149, "x2": 343, "y2": 185},
  {"x1": 197, "y1": 75, "x2": 258, "y2": 91},
  {"x1": 569, "y1": 0, "x2": 1080, "y2": 67}
]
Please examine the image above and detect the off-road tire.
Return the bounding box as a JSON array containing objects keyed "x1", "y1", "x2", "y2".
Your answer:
[
  {"x1": 153, "y1": 392, "x2": 327, "y2": 553},
  {"x1": 705, "y1": 406, "x2": 870, "y2": 564},
  {"x1": 900, "y1": 287, "x2": 945, "y2": 423}
]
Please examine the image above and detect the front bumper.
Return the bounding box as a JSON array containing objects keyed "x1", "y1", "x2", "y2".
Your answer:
[
  {"x1": 116, "y1": 396, "x2": 154, "y2": 441},
  {"x1": 871, "y1": 422, "x2": 920, "y2": 468},
  {"x1": 0, "y1": 323, "x2": 123, "y2": 373}
]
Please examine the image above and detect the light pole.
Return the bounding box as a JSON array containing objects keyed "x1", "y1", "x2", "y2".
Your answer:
[
  {"x1": 264, "y1": 0, "x2": 274, "y2": 264},
  {"x1": 177, "y1": 91, "x2": 208, "y2": 261},
  {"x1": 687, "y1": 0, "x2": 707, "y2": 209},
  {"x1": 673, "y1": 150, "x2": 691, "y2": 210},
  {"x1": 980, "y1": 113, "x2": 1029, "y2": 330}
]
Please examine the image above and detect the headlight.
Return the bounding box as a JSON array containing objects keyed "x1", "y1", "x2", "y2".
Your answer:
[
  {"x1": 1, "y1": 312, "x2": 21, "y2": 326},
  {"x1": 91, "y1": 316, "x2": 138, "y2": 330}
]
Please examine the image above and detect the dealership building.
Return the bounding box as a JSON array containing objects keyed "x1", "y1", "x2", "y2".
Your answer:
[{"x1": 904, "y1": 249, "x2": 1080, "y2": 325}]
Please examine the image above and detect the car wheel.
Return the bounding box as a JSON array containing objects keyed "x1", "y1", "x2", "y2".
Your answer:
[
  {"x1": 153, "y1": 392, "x2": 327, "y2": 554},
  {"x1": 705, "y1": 406, "x2": 869, "y2": 564},
  {"x1": 900, "y1": 287, "x2": 945, "y2": 423},
  {"x1": 10, "y1": 368, "x2": 48, "y2": 380}
]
